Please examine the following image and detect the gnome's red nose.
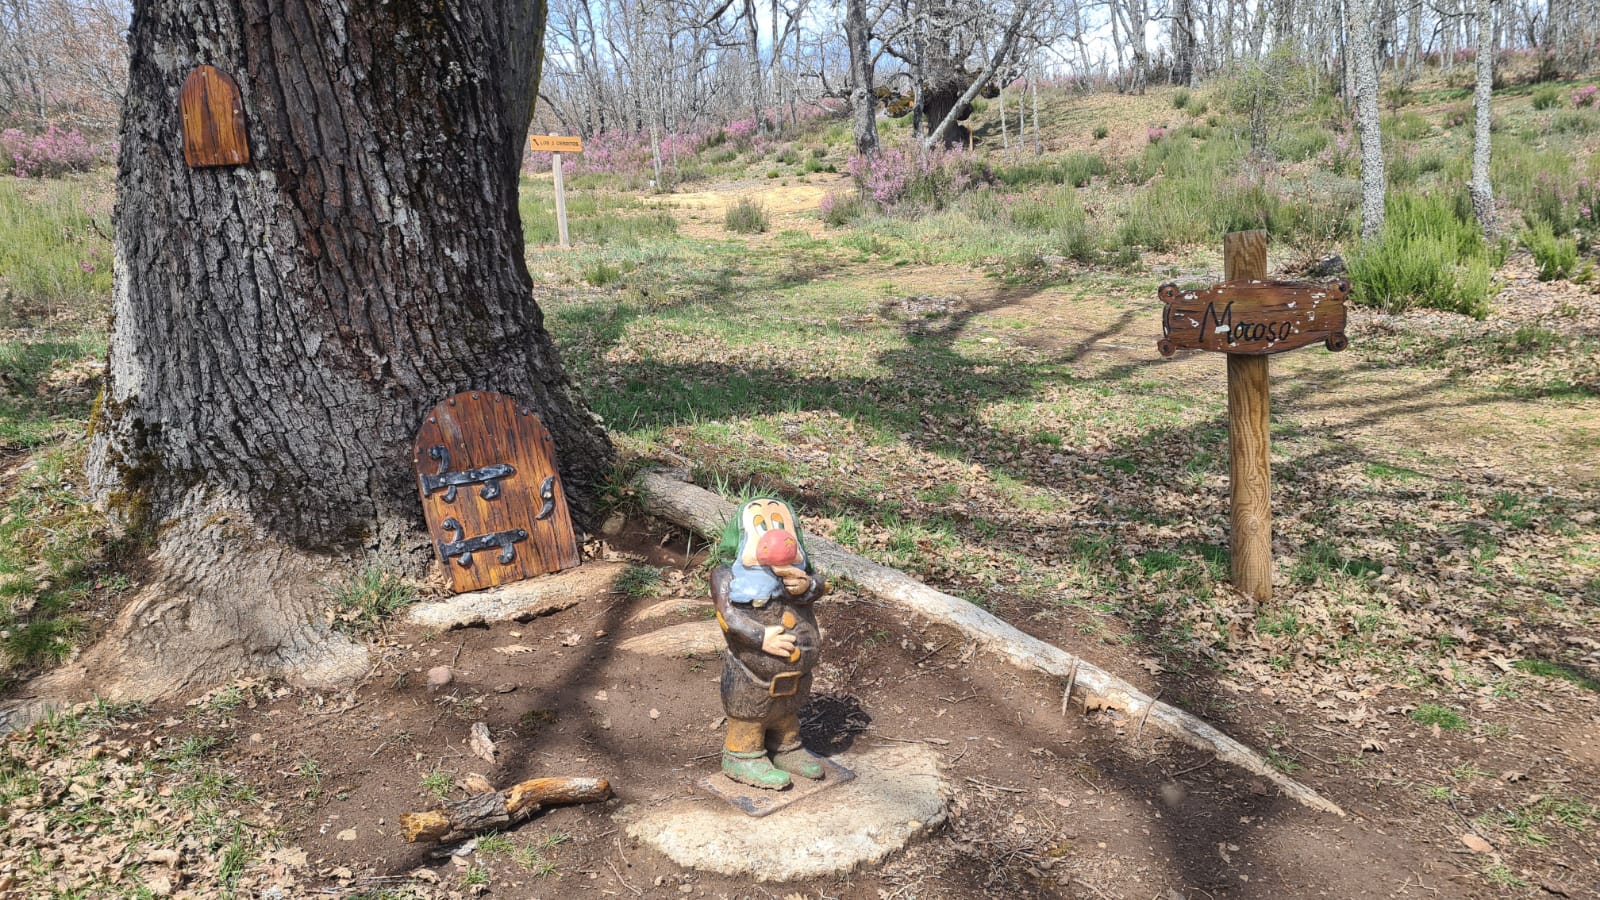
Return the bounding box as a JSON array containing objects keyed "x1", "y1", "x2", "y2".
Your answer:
[{"x1": 755, "y1": 529, "x2": 799, "y2": 566}]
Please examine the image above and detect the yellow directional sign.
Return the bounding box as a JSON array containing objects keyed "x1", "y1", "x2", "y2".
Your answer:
[{"x1": 528, "y1": 134, "x2": 583, "y2": 153}]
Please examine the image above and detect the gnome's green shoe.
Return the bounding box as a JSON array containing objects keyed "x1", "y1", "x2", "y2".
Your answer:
[
  {"x1": 771, "y1": 747, "x2": 824, "y2": 781},
  {"x1": 722, "y1": 750, "x2": 792, "y2": 790}
]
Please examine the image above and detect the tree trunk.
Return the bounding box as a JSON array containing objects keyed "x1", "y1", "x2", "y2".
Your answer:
[
  {"x1": 1470, "y1": 0, "x2": 1496, "y2": 235},
  {"x1": 1174, "y1": 0, "x2": 1198, "y2": 85},
  {"x1": 845, "y1": 0, "x2": 879, "y2": 156},
  {"x1": 1350, "y1": 0, "x2": 1387, "y2": 241},
  {"x1": 36, "y1": 0, "x2": 614, "y2": 706}
]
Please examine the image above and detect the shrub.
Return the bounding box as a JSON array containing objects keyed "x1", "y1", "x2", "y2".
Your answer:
[
  {"x1": 1574, "y1": 85, "x2": 1599, "y2": 108},
  {"x1": 1172, "y1": 89, "x2": 1191, "y2": 110},
  {"x1": 1348, "y1": 192, "x2": 1496, "y2": 317},
  {"x1": 1525, "y1": 222, "x2": 1579, "y2": 280},
  {"x1": 1549, "y1": 110, "x2": 1599, "y2": 135},
  {"x1": 1274, "y1": 125, "x2": 1330, "y2": 162},
  {"x1": 1531, "y1": 86, "x2": 1561, "y2": 110},
  {"x1": 1061, "y1": 152, "x2": 1107, "y2": 187},
  {"x1": 1188, "y1": 100, "x2": 1209, "y2": 117},
  {"x1": 819, "y1": 191, "x2": 866, "y2": 227},
  {"x1": 724, "y1": 197, "x2": 770, "y2": 233},
  {"x1": 846, "y1": 146, "x2": 983, "y2": 213},
  {"x1": 581, "y1": 257, "x2": 624, "y2": 286},
  {"x1": 1383, "y1": 81, "x2": 1415, "y2": 111},
  {"x1": 1092, "y1": 124, "x2": 1109, "y2": 140},
  {"x1": 0, "y1": 127, "x2": 100, "y2": 178}
]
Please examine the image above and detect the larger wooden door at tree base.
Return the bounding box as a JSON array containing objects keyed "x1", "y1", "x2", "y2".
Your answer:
[{"x1": 414, "y1": 392, "x2": 580, "y2": 593}]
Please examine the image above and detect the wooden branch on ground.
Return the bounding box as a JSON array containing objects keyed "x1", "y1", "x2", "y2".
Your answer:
[
  {"x1": 634, "y1": 471, "x2": 1345, "y2": 817},
  {"x1": 400, "y1": 776, "x2": 612, "y2": 843},
  {"x1": 404, "y1": 562, "x2": 627, "y2": 630}
]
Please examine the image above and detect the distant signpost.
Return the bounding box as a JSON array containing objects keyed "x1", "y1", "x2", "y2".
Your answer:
[
  {"x1": 1156, "y1": 230, "x2": 1350, "y2": 602},
  {"x1": 529, "y1": 134, "x2": 584, "y2": 249}
]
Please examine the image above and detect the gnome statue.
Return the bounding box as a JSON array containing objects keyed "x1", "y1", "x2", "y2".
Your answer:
[{"x1": 712, "y1": 497, "x2": 829, "y2": 790}]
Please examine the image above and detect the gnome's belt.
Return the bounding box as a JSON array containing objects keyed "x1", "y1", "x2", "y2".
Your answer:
[{"x1": 726, "y1": 651, "x2": 813, "y2": 698}]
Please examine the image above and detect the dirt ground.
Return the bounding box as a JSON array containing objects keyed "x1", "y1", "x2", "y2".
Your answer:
[{"x1": 92, "y1": 518, "x2": 1578, "y2": 900}]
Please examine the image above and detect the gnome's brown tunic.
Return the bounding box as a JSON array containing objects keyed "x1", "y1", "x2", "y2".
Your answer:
[{"x1": 712, "y1": 565, "x2": 825, "y2": 753}]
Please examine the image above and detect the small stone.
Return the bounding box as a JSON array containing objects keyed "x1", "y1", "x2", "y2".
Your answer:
[
  {"x1": 493, "y1": 683, "x2": 517, "y2": 694},
  {"x1": 426, "y1": 666, "x2": 453, "y2": 690},
  {"x1": 679, "y1": 885, "x2": 693, "y2": 894},
  {"x1": 146, "y1": 873, "x2": 174, "y2": 897},
  {"x1": 650, "y1": 708, "x2": 661, "y2": 720},
  {"x1": 600, "y1": 513, "x2": 626, "y2": 536},
  {"x1": 248, "y1": 733, "x2": 263, "y2": 744},
  {"x1": 337, "y1": 829, "x2": 358, "y2": 841}
]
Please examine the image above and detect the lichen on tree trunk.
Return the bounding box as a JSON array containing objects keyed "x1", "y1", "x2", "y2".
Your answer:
[{"x1": 13, "y1": 0, "x2": 614, "y2": 712}]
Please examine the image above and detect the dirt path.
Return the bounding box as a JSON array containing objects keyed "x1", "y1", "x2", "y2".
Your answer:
[
  {"x1": 650, "y1": 174, "x2": 848, "y2": 240},
  {"x1": 193, "y1": 523, "x2": 1488, "y2": 899}
]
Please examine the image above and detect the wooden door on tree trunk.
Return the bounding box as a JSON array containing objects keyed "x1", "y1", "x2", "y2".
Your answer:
[{"x1": 415, "y1": 392, "x2": 580, "y2": 593}]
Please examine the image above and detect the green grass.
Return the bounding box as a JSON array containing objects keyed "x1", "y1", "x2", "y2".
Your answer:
[
  {"x1": 0, "y1": 177, "x2": 113, "y2": 326},
  {"x1": 328, "y1": 568, "x2": 419, "y2": 634},
  {"x1": 519, "y1": 177, "x2": 676, "y2": 247},
  {"x1": 616, "y1": 564, "x2": 664, "y2": 599},
  {"x1": 1513, "y1": 658, "x2": 1600, "y2": 692},
  {"x1": 1531, "y1": 86, "x2": 1562, "y2": 110},
  {"x1": 1410, "y1": 703, "x2": 1468, "y2": 730}
]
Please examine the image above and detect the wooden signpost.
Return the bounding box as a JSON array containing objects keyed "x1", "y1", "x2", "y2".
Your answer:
[
  {"x1": 529, "y1": 134, "x2": 584, "y2": 249},
  {"x1": 414, "y1": 391, "x2": 580, "y2": 593},
  {"x1": 1156, "y1": 230, "x2": 1350, "y2": 601}
]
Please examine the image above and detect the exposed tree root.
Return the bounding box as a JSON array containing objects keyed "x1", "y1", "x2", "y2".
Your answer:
[
  {"x1": 635, "y1": 470, "x2": 1345, "y2": 817},
  {"x1": 0, "y1": 488, "x2": 369, "y2": 734}
]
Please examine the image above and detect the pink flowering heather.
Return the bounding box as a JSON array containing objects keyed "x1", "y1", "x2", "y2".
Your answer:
[
  {"x1": 1, "y1": 126, "x2": 100, "y2": 178},
  {"x1": 1147, "y1": 126, "x2": 1169, "y2": 144},
  {"x1": 845, "y1": 145, "x2": 980, "y2": 212},
  {"x1": 1572, "y1": 85, "x2": 1598, "y2": 108}
]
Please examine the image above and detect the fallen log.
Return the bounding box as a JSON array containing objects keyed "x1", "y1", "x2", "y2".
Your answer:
[
  {"x1": 400, "y1": 776, "x2": 612, "y2": 843},
  {"x1": 404, "y1": 561, "x2": 627, "y2": 630},
  {"x1": 635, "y1": 470, "x2": 1344, "y2": 817}
]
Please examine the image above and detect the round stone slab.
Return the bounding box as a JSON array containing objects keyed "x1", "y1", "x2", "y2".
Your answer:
[{"x1": 621, "y1": 745, "x2": 949, "y2": 882}]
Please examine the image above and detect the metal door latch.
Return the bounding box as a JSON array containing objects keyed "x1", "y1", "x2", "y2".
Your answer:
[
  {"x1": 420, "y1": 445, "x2": 516, "y2": 502},
  {"x1": 439, "y1": 517, "x2": 528, "y2": 567}
]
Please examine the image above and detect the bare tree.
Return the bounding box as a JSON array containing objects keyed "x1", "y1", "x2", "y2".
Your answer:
[
  {"x1": 1469, "y1": 0, "x2": 1495, "y2": 235},
  {"x1": 1350, "y1": 0, "x2": 1387, "y2": 241}
]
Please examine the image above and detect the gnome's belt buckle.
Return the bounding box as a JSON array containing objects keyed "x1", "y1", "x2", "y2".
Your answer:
[{"x1": 769, "y1": 671, "x2": 802, "y2": 698}]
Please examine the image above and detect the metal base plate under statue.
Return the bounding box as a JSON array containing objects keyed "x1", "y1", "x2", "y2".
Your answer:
[{"x1": 696, "y1": 755, "x2": 856, "y2": 817}]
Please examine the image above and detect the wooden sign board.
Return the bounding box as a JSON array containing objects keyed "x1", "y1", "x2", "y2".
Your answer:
[
  {"x1": 180, "y1": 65, "x2": 250, "y2": 168},
  {"x1": 414, "y1": 392, "x2": 580, "y2": 593},
  {"x1": 1157, "y1": 278, "x2": 1350, "y2": 357},
  {"x1": 528, "y1": 135, "x2": 583, "y2": 153}
]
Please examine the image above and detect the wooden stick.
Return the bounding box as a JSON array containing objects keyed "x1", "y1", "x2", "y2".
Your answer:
[
  {"x1": 1223, "y1": 229, "x2": 1273, "y2": 602},
  {"x1": 400, "y1": 776, "x2": 611, "y2": 842},
  {"x1": 634, "y1": 471, "x2": 1344, "y2": 817},
  {"x1": 553, "y1": 146, "x2": 570, "y2": 250}
]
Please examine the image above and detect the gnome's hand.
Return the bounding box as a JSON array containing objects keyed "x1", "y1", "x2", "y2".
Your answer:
[
  {"x1": 761, "y1": 625, "x2": 797, "y2": 658},
  {"x1": 771, "y1": 565, "x2": 809, "y2": 596}
]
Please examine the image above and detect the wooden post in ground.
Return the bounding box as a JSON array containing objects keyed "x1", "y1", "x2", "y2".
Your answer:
[
  {"x1": 1222, "y1": 229, "x2": 1272, "y2": 601},
  {"x1": 552, "y1": 148, "x2": 570, "y2": 250}
]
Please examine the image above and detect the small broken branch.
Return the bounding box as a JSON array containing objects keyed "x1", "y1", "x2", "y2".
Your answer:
[{"x1": 400, "y1": 776, "x2": 612, "y2": 843}]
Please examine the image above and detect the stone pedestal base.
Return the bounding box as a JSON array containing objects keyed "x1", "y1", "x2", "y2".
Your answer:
[{"x1": 621, "y1": 745, "x2": 949, "y2": 882}]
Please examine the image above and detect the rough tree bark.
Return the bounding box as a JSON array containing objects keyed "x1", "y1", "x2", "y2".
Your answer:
[
  {"x1": 845, "y1": 0, "x2": 879, "y2": 156},
  {"x1": 1350, "y1": 0, "x2": 1387, "y2": 241},
  {"x1": 12, "y1": 0, "x2": 614, "y2": 714},
  {"x1": 1469, "y1": 0, "x2": 1496, "y2": 236}
]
